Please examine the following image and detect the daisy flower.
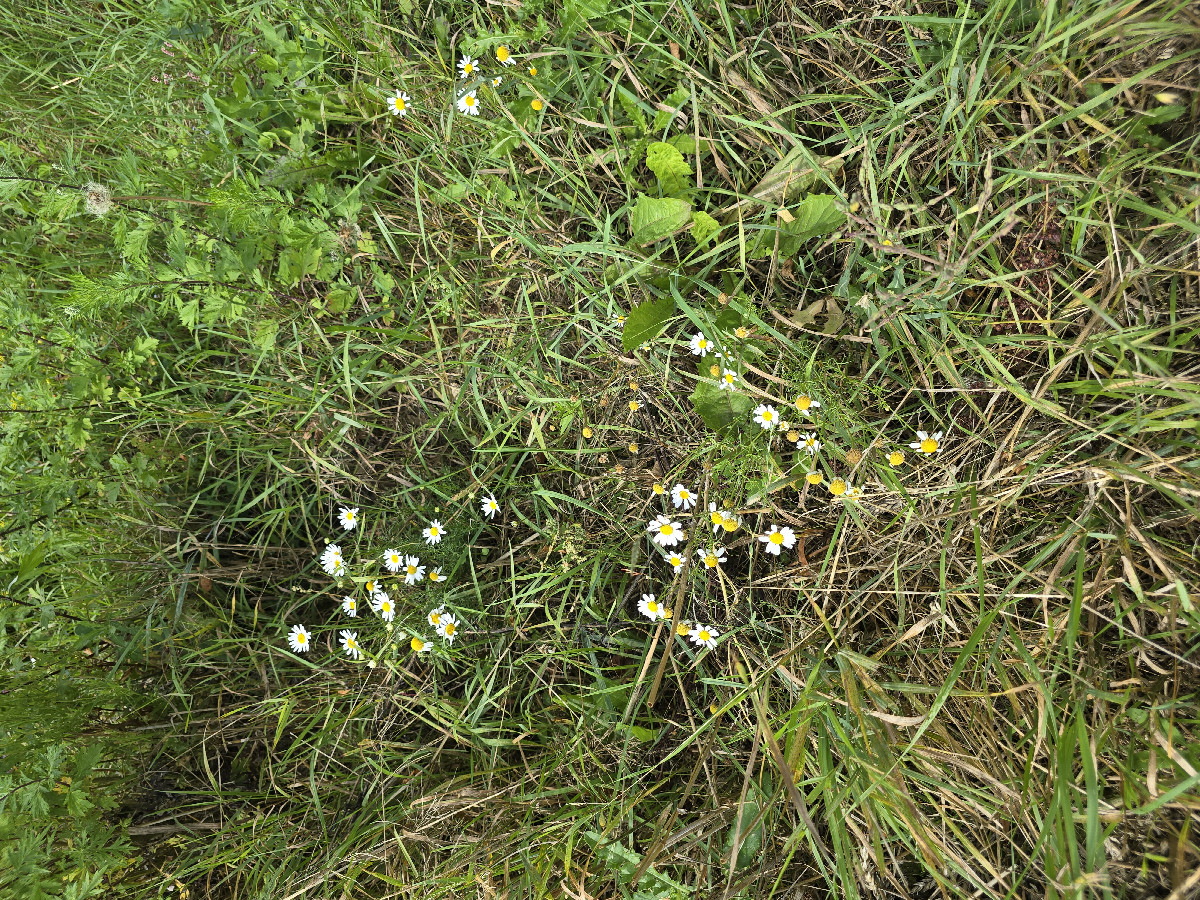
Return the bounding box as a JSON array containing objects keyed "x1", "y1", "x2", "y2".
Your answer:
[
  {"x1": 759, "y1": 525, "x2": 797, "y2": 556},
  {"x1": 341, "y1": 596, "x2": 358, "y2": 617},
  {"x1": 372, "y1": 592, "x2": 395, "y2": 622},
  {"x1": 689, "y1": 332, "x2": 713, "y2": 355},
  {"x1": 829, "y1": 478, "x2": 849, "y2": 497},
  {"x1": 457, "y1": 54, "x2": 479, "y2": 78},
  {"x1": 496, "y1": 45, "x2": 516, "y2": 66},
  {"x1": 339, "y1": 629, "x2": 362, "y2": 660},
  {"x1": 481, "y1": 495, "x2": 500, "y2": 519},
  {"x1": 717, "y1": 368, "x2": 740, "y2": 391},
  {"x1": 721, "y1": 514, "x2": 741, "y2": 533},
  {"x1": 753, "y1": 404, "x2": 780, "y2": 430},
  {"x1": 403, "y1": 556, "x2": 426, "y2": 585},
  {"x1": 638, "y1": 593, "x2": 666, "y2": 621},
  {"x1": 428, "y1": 568, "x2": 446, "y2": 584},
  {"x1": 671, "y1": 484, "x2": 697, "y2": 511},
  {"x1": 689, "y1": 623, "x2": 720, "y2": 650},
  {"x1": 527, "y1": 64, "x2": 537, "y2": 76},
  {"x1": 797, "y1": 432, "x2": 821, "y2": 454},
  {"x1": 457, "y1": 90, "x2": 481, "y2": 115},
  {"x1": 383, "y1": 549, "x2": 403, "y2": 573},
  {"x1": 411, "y1": 636, "x2": 432, "y2": 653},
  {"x1": 648, "y1": 515, "x2": 685, "y2": 548},
  {"x1": 320, "y1": 543, "x2": 345, "y2": 577},
  {"x1": 664, "y1": 551, "x2": 686, "y2": 574},
  {"x1": 338, "y1": 507, "x2": 359, "y2": 530},
  {"x1": 805, "y1": 470, "x2": 823, "y2": 486},
  {"x1": 652, "y1": 483, "x2": 666, "y2": 497},
  {"x1": 287, "y1": 624, "x2": 311, "y2": 653},
  {"x1": 364, "y1": 579, "x2": 378, "y2": 595},
  {"x1": 845, "y1": 485, "x2": 864, "y2": 501},
  {"x1": 428, "y1": 607, "x2": 445, "y2": 628},
  {"x1": 676, "y1": 620, "x2": 691, "y2": 636},
  {"x1": 423, "y1": 520, "x2": 445, "y2": 545},
  {"x1": 697, "y1": 546, "x2": 727, "y2": 569},
  {"x1": 437, "y1": 612, "x2": 460, "y2": 643},
  {"x1": 888, "y1": 450, "x2": 905, "y2": 467},
  {"x1": 909, "y1": 430, "x2": 944, "y2": 455},
  {"x1": 387, "y1": 92, "x2": 409, "y2": 117},
  {"x1": 794, "y1": 395, "x2": 821, "y2": 417}
]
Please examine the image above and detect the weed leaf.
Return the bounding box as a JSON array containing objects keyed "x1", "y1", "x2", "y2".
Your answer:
[{"x1": 622, "y1": 296, "x2": 675, "y2": 351}]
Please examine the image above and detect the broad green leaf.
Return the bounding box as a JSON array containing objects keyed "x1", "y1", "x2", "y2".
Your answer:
[
  {"x1": 645, "y1": 142, "x2": 692, "y2": 196},
  {"x1": 723, "y1": 799, "x2": 764, "y2": 870},
  {"x1": 622, "y1": 296, "x2": 675, "y2": 351},
  {"x1": 653, "y1": 86, "x2": 690, "y2": 131},
  {"x1": 689, "y1": 381, "x2": 754, "y2": 433},
  {"x1": 689, "y1": 210, "x2": 718, "y2": 247},
  {"x1": 750, "y1": 193, "x2": 845, "y2": 259},
  {"x1": 630, "y1": 193, "x2": 692, "y2": 245},
  {"x1": 561, "y1": 0, "x2": 609, "y2": 33},
  {"x1": 725, "y1": 149, "x2": 844, "y2": 221}
]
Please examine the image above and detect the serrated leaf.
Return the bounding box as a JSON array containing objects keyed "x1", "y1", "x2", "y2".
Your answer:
[
  {"x1": 630, "y1": 193, "x2": 692, "y2": 245},
  {"x1": 645, "y1": 142, "x2": 692, "y2": 196},
  {"x1": 750, "y1": 193, "x2": 845, "y2": 259},
  {"x1": 689, "y1": 381, "x2": 754, "y2": 433},
  {"x1": 616, "y1": 86, "x2": 647, "y2": 134},
  {"x1": 622, "y1": 296, "x2": 675, "y2": 351},
  {"x1": 689, "y1": 210, "x2": 718, "y2": 247}
]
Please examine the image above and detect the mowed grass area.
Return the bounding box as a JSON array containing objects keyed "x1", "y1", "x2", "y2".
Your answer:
[{"x1": 2, "y1": 0, "x2": 1199, "y2": 897}]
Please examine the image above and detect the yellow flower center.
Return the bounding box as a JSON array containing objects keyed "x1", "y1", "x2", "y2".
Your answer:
[
  {"x1": 381, "y1": 602, "x2": 391, "y2": 612},
  {"x1": 365, "y1": 582, "x2": 374, "y2": 592},
  {"x1": 411, "y1": 637, "x2": 424, "y2": 652},
  {"x1": 920, "y1": 437, "x2": 939, "y2": 454},
  {"x1": 395, "y1": 99, "x2": 404, "y2": 111},
  {"x1": 679, "y1": 491, "x2": 690, "y2": 500},
  {"x1": 297, "y1": 633, "x2": 306, "y2": 643},
  {"x1": 582, "y1": 427, "x2": 593, "y2": 438},
  {"x1": 796, "y1": 396, "x2": 812, "y2": 410},
  {"x1": 647, "y1": 601, "x2": 658, "y2": 613},
  {"x1": 710, "y1": 511, "x2": 723, "y2": 524},
  {"x1": 721, "y1": 517, "x2": 738, "y2": 532},
  {"x1": 670, "y1": 556, "x2": 682, "y2": 566},
  {"x1": 736, "y1": 327, "x2": 749, "y2": 338},
  {"x1": 698, "y1": 630, "x2": 711, "y2": 642},
  {"x1": 430, "y1": 527, "x2": 439, "y2": 536},
  {"x1": 444, "y1": 623, "x2": 456, "y2": 636},
  {"x1": 407, "y1": 566, "x2": 416, "y2": 575},
  {"x1": 497, "y1": 46, "x2": 509, "y2": 61},
  {"x1": 430, "y1": 572, "x2": 440, "y2": 581},
  {"x1": 677, "y1": 622, "x2": 690, "y2": 635},
  {"x1": 629, "y1": 401, "x2": 640, "y2": 412},
  {"x1": 889, "y1": 451, "x2": 904, "y2": 466},
  {"x1": 531, "y1": 99, "x2": 544, "y2": 111},
  {"x1": 431, "y1": 613, "x2": 440, "y2": 624},
  {"x1": 723, "y1": 372, "x2": 735, "y2": 383},
  {"x1": 660, "y1": 524, "x2": 674, "y2": 536},
  {"x1": 807, "y1": 471, "x2": 822, "y2": 485},
  {"x1": 465, "y1": 95, "x2": 475, "y2": 106},
  {"x1": 653, "y1": 483, "x2": 665, "y2": 494},
  {"x1": 769, "y1": 532, "x2": 784, "y2": 545},
  {"x1": 705, "y1": 555, "x2": 717, "y2": 566},
  {"x1": 347, "y1": 600, "x2": 355, "y2": 609},
  {"x1": 464, "y1": 63, "x2": 474, "y2": 74},
  {"x1": 698, "y1": 339, "x2": 708, "y2": 349},
  {"x1": 830, "y1": 479, "x2": 847, "y2": 496},
  {"x1": 390, "y1": 556, "x2": 399, "y2": 565},
  {"x1": 763, "y1": 411, "x2": 774, "y2": 422},
  {"x1": 710, "y1": 365, "x2": 721, "y2": 377},
  {"x1": 529, "y1": 65, "x2": 537, "y2": 76}
]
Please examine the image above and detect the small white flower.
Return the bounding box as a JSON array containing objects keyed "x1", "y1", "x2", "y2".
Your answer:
[
  {"x1": 491, "y1": 75, "x2": 502, "y2": 88},
  {"x1": 696, "y1": 546, "x2": 727, "y2": 569},
  {"x1": 410, "y1": 636, "x2": 432, "y2": 653},
  {"x1": 753, "y1": 404, "x2": 780, "y2": 430},
  {"x1": 909, "y1": 430, "x2": 944, "y2": 455},
  {"x1": 481, "y1": 495, "x2": 500, "y2": 519},
  {"x1": 689, "y1": 332, "x2": 712, "y2": 355},
  {"x1": 496, "y1": 44, "x2": 516, "y2": 66},
  {"x1": 689, "y1": 623, "x2": 720, "y2": 649},
  {"x1": 320, "y1": 543, "x2": 345, "y2": 577},
  {"x1": 428, "y1": 567, "x2": 446, "y2": 584},
  {"x1": 671, "y1": 484, "x2": 696, "y2": 511},
  {"x1": 794, "y1": 395, "x2": 821, "y2": 417},
  {"x1": 383, "y1": 549, "x2": 403, "y2": 573},
  {"x1": 647, "y1": 514, "x2": 685, "y2": 548},
  {"x1": 339, "y1": 629, "x2": 362, "y2": 660},
  {"x1": 338, "y1": 507, "x2": 359, "y2": 530},
  {"x1": 797, "y1": 432, "x2": 821, "y2": 454},
  {"x1": 707, "y1": 502, "x2": 732, "y2": 534},
  {"x1": 387, "y1": 92, "x2": 409, "y2": 116},
  {"x1": 287, "y1": 624, "x2": 311, "y2": 653},
  {"x1": 664, "y1": 551, "x2": 685, "y2": 574},
  {"x1": 845, "y1": 485, "x2": 864, "y2": 500},
  {"x1": 372, "y1": 592, "x2": 395, "y2": 622},
  {"x1": 457, "y1": 54, "x2": 479, "y2": 78},
  {"x1": 341, "y1": 596, "x2": 358, "y2": 617},
  {"x1": 638, "y1": 593, "x2": 666, "y2": 621},
  {"x1": 717, "y1": 368, "x2": 740, "y2": 391},
  {"x1": 759, "y1": 524, "x2": 797, "y2": 556},
  {"x1": 437, "y1": 612, "x2": 460, "y2": 643},
  {"x1": 457, "y1": 90, "x2": 481, "y2": 115},
  {"x1": 404, "y1": 556, "x2": 426, "y2": 585},
  {"x1": 423, "y1": 519, "x2": 445, "y2": 545},
  {"x1": 427, "y1": 607, "x2": 445, "y2": 630},
  {"x1": 363, "y1": 579, "x2": 378, "y2": 595}
]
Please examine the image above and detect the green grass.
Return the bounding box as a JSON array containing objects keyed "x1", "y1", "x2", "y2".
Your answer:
[{"x1": 2, "y1": 0, "x2": 1199, "y2": 897}]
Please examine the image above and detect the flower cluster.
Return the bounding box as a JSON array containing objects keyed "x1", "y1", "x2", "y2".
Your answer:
[
  {"x1": 386, "y1": 43, "x2": 537, "y2": 121},
  {"x1": 285, "y1": 495, "x2": 502, "y2": 661}
]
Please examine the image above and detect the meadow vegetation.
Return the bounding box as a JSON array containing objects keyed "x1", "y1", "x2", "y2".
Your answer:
[{"x1": 1, "y1": 0, "x2": 1199, "y2": 897}]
